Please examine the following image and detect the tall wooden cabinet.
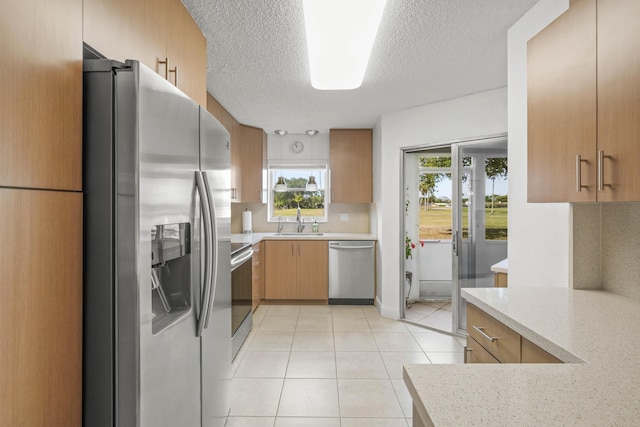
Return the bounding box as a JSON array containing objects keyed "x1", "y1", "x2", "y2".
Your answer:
[
  {"x1": 84, "y1": 0, "x2": 207, "y2": 106},
  {"x1": 0, "y1": 0, "x2": 82, "y2": 191},
  {"x1": 0, "y1": 190, "x2": 83, "y2": 426},
  {"x1": 1, "y1": 1, "x2": 83, "y2": 425},
  {"x1": 527, "y1": 0, "x2": 640, "y2": 202},
  {"x1": 330, "y1": 129, "x2": 373, "y2": 203},
  {"x1": 264, "y1": 240, "x2": 328, "y2": 300}
]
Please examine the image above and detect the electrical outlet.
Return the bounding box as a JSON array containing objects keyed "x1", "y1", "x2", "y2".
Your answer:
[{"x1": 340, "y1": 213, "x2": 349, "y2": 222}]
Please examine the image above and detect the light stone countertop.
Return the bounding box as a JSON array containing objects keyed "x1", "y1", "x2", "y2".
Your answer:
[
  {"x1": 403, "y1": 288, "x2": 640, "y2": 426},
  {"x1": 490, "y1": 258, "x2": 508, "y2": 273},
  {"x1": 231, "y1": 232, "x2": 377, "y2": 246}
]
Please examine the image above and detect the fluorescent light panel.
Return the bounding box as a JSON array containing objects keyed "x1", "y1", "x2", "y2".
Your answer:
[{"x1": 302, "y1": 0, "x2": 387, "y2": 90}]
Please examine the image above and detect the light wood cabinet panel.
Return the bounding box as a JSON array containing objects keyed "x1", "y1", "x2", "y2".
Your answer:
[
  {"x1": 596, "y1": 0, "x2": 640, "y2": 202},
  {"x1": 465, "y1": 336, "x2": 500, "y2": 364},
  {"x1": 84, "y1": 0, "x2": 206, "y2": 106},
  {"x1": 527, "y1": 0, "x2": 597, "y2": 203},
  {"x1": 0, "y1": 189, "x2": 82, "y2": 426},
  {"x1": 252, "y1": 242, "x2": 265, "y2": 310},
  {"x1": 493, "y1": 272, "x2": 508, "y2": 288},
  {"x1": 466, "y1": 303, "x2": 521, "y2": 363},
  {"x1": 521, "y1": 337, "x2": 562, "y2": 363},
  {"x1": 265, "y1": 240, "x2": 328, "y2": 300},
  {"x1": 297, "y1": 241, "x2": 329, "y2": 300},
  {"x1": 164, "y1": 0, "x2": 207, "y2": 106},
  {"x1": 265, "y1": 241, "x2": 297, "y2": 299},
  {"x1": 231, "y1": 125, "x2": 266, "y2": 203},
  {"x1": 528, "y1": 0, "x2": 640, "y2": 203},
  {"x1": 0, "y1": 0, "x2": 82, "y2": 191},
  {"x1": 330, "y1": 129, "x2": 373, "y2": 203}
]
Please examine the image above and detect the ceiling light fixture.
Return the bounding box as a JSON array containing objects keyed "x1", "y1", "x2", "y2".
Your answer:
[
  {"x1": 305, "y1": 175, "x2": 318, "y2": 192},
  {"x1": 274, "y1": 129, "x2": 288, "y2": 136},
  {"x1": 302, "y1": 0, "x2": 387, "y2": 90},
  {"x1": 274, "y1": 176, "x2": 288, "y2": 192},
  {"x1": 305, "y1": 129, "x2": 319, "y2": 136}
]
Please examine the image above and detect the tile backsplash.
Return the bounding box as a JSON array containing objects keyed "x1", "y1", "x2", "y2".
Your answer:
[{"x1": 572, "y1": 202, "x2": 640, "y2": 300}]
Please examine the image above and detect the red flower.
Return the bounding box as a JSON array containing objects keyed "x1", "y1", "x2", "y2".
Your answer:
[
  {"x1": 411, "y1": 243, "x2": 416, "y2": 249},
  {"x1": 420, "y1": 241, "x2": 424, "y2": 247}
]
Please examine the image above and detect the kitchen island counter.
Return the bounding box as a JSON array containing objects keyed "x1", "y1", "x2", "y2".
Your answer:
[
  {"x1": 231, "y1": 232, "x2": 377, "y2": 246},
  {"x1": 404, "y1": 288, "x2": 640, "y2": 426}
]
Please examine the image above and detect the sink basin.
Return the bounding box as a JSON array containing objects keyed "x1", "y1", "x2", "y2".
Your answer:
[{"x1": 273, "y1": 233, "x2": 324, "y2": 236}]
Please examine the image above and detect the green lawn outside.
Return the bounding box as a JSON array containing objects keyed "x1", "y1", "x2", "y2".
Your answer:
[
  {"x1": 417, "y1": 207, "x2": 507, "y2": 240},
  {"x1": 274, "y1": 208, "x2": 324, "y2": 218}
]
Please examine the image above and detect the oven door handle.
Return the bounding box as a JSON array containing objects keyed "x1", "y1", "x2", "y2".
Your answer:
[
  {"x1": 195, "y1": 171, "x2": 214, "y2": 337},
  {"x1": 231, "y1": 249, "x2": 254, "y2": 271}
]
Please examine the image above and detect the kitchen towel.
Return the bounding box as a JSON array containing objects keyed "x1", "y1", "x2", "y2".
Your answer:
[{"x1": 242, "y1": 209, "x2": 252, "y2": 234}]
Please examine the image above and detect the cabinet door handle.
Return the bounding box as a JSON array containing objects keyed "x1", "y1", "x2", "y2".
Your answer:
[
  {"x1": 597, "y1": 150, "x2": 610, "y2": 192},
  {"x1": 158, "y1": 57, "x2": 169, "y2": 80},
  {"x1": 169, "y1": 66, "x2": 178, "y2": 87},
  {"x1": 472, "y1": 325, "x2": 497, "y2": 342},
  {"x1": 576, "y1": 154, "x2": 587, "y2": 192}
]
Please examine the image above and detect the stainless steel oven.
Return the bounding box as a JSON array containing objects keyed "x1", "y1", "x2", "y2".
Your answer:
[{"x1": 230, "y1": 243, "x2": 253, "y2": 359}]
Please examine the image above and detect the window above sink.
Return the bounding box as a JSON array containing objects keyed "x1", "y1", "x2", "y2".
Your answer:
[{"x1": 267, "y1": 163, "x2": 328, "y2": 223}]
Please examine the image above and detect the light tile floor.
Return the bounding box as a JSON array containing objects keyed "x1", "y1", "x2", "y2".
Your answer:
[
  {"x1": 403, "y1": 301, "x2": 453, "y2": 333},
  {"x1": 226, "y1": 304, "x2": 465, "y2": 427}
]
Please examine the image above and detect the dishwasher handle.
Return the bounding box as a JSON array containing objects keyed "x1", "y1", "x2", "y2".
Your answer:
[{"x1": 329, "y1": 243, "x2": 374, "y2": 250}]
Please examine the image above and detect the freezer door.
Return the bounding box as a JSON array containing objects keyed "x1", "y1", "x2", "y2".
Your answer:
[
  {"x1": 121, "y1": 61, "x2": 202, "y2": 427},
  {"x1": 199, "y1": 107, "x2": 232, "y2": 426}
]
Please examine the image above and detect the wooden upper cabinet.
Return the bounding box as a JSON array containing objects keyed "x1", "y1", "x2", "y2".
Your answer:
[
  {"x1": 84, "y1": 0, "x2": 207, "y2": 106},
  {"x1": 164, "y1": 0, "x2": 207, "y2": 107},
  {"x1": 527, "y1": 0, "x2": 597, "y2": 203},
  {"x1": 0, "y1": 189, "x2": 83, "y2": 426},
  {"x1": 0, "y1": 0, "x2": 82, "y2": 191},
  {"x1": 231, "y1": 125, "x2": 266, "y2": 203},
  {"x1": 330, "y1": 129, "x2": 373, "y2": 203},
  {"x1": 527, "y1": 0, "x2": 640, "y2": 203},
  {"x1": 596, "y1": 0, "x2": 640, "y2": 202}
]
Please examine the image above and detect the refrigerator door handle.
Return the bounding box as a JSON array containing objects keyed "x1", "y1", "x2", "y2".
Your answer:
[
  {"x1": 202, "y1": 171, "x2": 219, "y2": 329},
  {"x1": 195, "y1": 171, "x2": 214, "y2": 337}
]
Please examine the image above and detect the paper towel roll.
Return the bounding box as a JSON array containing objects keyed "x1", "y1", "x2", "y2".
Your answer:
[{"x1": 242, "y1": 209, "x2": 252, "y2": 234}]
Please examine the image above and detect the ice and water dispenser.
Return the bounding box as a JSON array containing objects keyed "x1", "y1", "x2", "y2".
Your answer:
[{"x1": 151, "y1": 222, "x2": 191, "y2": 334}]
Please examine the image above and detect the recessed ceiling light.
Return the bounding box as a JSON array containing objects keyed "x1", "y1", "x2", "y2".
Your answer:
[
  {"x1": 274, "y1": 129, "x2": 288, "y2": 136},
  {"x1": 302, "y1": 0, "x2": 387, "y2": 90},
  {"x1": 305, "y1": 129, "x2": 319, "y2": 136}
]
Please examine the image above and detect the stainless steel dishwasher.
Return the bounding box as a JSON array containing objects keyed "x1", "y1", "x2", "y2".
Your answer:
[{"x1": 328, "y1": 241, "x2": 375, "y2": 305}]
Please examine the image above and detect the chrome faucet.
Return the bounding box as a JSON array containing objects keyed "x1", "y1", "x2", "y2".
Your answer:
[
  {"x1": 277, "y1": 217, "x2": 284, "y2": 233},
  {"x1": 296, "y1": 207, "x2": 305, "y2": 233}
]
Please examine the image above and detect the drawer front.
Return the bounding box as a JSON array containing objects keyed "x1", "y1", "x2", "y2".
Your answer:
[
  {"x1": 466, "y1": 303, "x2": 521, "y2": 363},
  {"x1": 465, "y1": 336, "x2": 500, "y2": 364}
]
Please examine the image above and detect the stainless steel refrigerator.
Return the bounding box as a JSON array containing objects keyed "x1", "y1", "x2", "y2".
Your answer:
[{"x1": 83, "y1": 59, "x2": 231, "y2": 427}]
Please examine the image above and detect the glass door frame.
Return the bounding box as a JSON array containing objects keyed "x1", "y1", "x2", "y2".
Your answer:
[{"x1": 400, "y1": 133, "x2": 507, "y2": 335}]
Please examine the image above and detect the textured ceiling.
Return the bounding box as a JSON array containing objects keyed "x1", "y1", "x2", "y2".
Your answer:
[{"x1": 181, "y1": 0, "x2": 539, "y2": 134}]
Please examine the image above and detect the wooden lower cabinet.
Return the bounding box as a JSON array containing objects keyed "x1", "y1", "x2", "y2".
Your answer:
[
  {"x1": 522, "y1": 337, "x2": 562, "y2": 363},
  {"x1": 465, "y1": 303, "x2": 563, "y2": 365},
  {"x1": 0, "y1": 189, "x2": 82, "y2": 426},
  {"x1": 252, "y1": 241, "x2": 265, "y2": 310},
  {"x1": 265, "y1": 240, "x2": 328, "y2": 301}
]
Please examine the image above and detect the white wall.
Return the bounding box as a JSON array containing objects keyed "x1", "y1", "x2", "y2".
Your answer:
[
  {"x1": 507, "y1": 0, "x2": 571, "y2": 288},
  {"x1": 375, "y1": 88, "x2": 508, "y2": 319}
]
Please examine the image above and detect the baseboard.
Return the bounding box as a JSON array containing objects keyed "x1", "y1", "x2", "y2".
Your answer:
[{"x1": 376, "y1": 296, "x2": 400, "y2": 320}]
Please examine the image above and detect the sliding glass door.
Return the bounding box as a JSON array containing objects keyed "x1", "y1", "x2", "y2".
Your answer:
[{"x1": 402, "y1": 135, "x2": 507, "y2": 335}]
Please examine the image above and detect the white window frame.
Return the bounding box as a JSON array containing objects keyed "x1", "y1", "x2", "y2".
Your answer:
[{"x1": 267, "y1": 162, "x2": 329, "y2": 223}]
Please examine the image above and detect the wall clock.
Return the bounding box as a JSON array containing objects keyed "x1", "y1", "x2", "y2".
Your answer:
[{"x1": 289, "y1": 140, "x2": 304, "y2": 154}]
